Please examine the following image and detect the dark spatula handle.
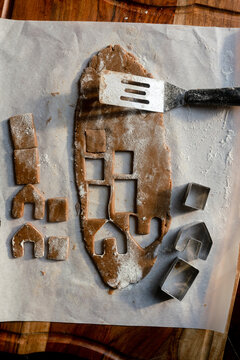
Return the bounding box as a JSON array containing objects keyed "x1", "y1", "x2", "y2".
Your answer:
[{"x1": 184, "y1": 87, "x2": 240, "y2": 106}]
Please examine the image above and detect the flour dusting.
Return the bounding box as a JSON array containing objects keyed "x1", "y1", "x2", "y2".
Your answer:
[{"x1": 108, "y1": 256, "x2": 143, "y2": 289}]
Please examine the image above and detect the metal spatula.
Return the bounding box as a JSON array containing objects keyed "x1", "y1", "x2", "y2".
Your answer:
[{"x1": 99, "y1": 70, "x2": 240, "y2": 112}]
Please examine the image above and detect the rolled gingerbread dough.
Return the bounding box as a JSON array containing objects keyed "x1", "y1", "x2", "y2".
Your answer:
[{"x1": 74, "y1": 45, "x2": 172, "y2": 289}]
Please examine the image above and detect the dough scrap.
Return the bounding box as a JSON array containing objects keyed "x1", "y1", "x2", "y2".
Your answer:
[
  {"x1": 47, "y1": 236, "x2": 69, "y2": 260},
  {"x1": 9, "y1": 113, "x2": 37, "y2": 150},
  {"x1": 12, "y1": 222, "x2": 44, "y2": 258},
  {"x1": 14, "y1": 148, "x2": 40, "y2": 185},
  {"x1": 12, "y1": 184, "x2": 45, "y2": 219},
  {"x1": 47, "y1": 197, "x2": 68, "y2": 222},
  {"x1": 74, "y1": 45, "x2": 172, "y2": 289}
]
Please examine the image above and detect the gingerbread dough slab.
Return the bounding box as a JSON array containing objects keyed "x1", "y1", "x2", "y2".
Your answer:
[
  {"x1": 75, "y1": 45, "x2": 172, "y2": 289},
  {"x1": 9, "y1": 113, "x2": 37, "y2": 150},
  {"x1": 13, "y1": 148, "x2": 40, "y2": 185}
]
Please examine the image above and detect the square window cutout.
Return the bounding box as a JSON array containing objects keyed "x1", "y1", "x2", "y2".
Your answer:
[
  {"x1": 88, "y1": 185, "x2": 110, "y2": 219},
  {"x1": 114, "y1": 179, "x2": 136, "y2": 213},
  {"x1": 85, "y1": 158, "x2": 104, "y2": 180},
  {"x1": 114, "y1": 151, "x2": 133, "y2": 174}
]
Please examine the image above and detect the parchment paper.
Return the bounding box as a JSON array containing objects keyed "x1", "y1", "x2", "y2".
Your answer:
[{"x1": 0, "y1": 19, "x2": 240, "y2": 332}]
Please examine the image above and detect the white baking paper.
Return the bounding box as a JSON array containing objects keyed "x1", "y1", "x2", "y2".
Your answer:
[{"x1": 0, "y1": 19, "x2": 239, "y2": 332}]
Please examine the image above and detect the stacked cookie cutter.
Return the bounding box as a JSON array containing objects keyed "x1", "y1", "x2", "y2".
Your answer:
[
  {"x1": 9, "y1": 113, "x2": 69, "y2": 261},
  {"x1": 161, "y1": 182, "x2": 212, "y2": 301}
]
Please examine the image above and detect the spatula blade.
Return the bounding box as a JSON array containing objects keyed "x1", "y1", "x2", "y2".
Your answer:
[{"x1": 99, "y1": 70, "x2": 165, "y2": 112}]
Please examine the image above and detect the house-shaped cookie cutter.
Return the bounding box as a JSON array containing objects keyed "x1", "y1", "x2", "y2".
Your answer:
[
  {"x1": 183, "y1": 182, "x2": 210, "y2": 210},
  {"x1": 175, "y1": 222, "x2": 212, "y2": 260},
  {"x1": 160, "y1": 257, "x2": 199, "y2": 301}
]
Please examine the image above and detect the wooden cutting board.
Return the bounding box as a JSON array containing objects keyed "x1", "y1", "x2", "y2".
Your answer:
[{"x1": 0, "y1": 1, "x2": 239, "y2": 359}]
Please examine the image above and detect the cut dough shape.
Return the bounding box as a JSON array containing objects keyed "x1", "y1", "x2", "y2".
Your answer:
[
  {"x1": 12, "y1": 184, "x2": 45, "y2": 219},
  {"x1": 47, "y1": 197, "x2": 68, "y2": 222},
  {"x1": 12, "y1": 222, "x2": 44, "y2": 258},
  {"x1": 9, "y1": 113, "x2": 38, "y2": 150},
  {"x1": 86, "y1": 129, "x2": 106, "y2": 153},
  {"x1": 74, "y1": 45, "x2": 172, "y2": 289},
  {"x1": 47, "y1": 236, "x2": 69, "y2": 260},
  {"x1": 14, "y1": 148, "x2": 40, "y2": 185}
]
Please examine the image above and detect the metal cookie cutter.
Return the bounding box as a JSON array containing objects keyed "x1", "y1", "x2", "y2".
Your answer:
[
  {"x1": 180, "y1": 237, "x2": 202, "y2": 262},
  {"x1": 160, "y1": 257, "x2": 199, "y2": 301},
  {"x1": 183, "y1": 182, "x2": 210, "y2": 210},
  {"x1": 175, "y1": 222, "x2": 212, "y2": 260}
]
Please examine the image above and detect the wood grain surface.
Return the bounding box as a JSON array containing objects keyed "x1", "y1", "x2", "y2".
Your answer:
[{"x1": 0, "y1": 0, "x2": 239, "y2": 359}]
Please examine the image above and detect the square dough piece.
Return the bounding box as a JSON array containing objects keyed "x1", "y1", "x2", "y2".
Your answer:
[
  {"x1": 14, "y1": 148, "x2": 40, "y2": 184},
  {"x1": 86, "y1": 129, "x2": 106, "y2": 153},
  {"x1": 9, "y1": 113, "x2": 38, "y2": 149},
  {"x1": 47, "y1": 236, "x2": 69, "y2": 260},
  {"x1": 47, "y1": 197, "x2": 68, "y2": 222}
]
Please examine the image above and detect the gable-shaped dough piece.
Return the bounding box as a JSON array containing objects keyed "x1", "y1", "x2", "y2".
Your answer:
[
  {"x1": 12, "y1": 184, "x2": 45, "y2": 219},
  {"x1": 12, "y1": 223, "x2": 44, "y2": 258}
]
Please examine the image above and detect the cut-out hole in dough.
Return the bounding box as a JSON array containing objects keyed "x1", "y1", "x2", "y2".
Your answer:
[
  {"x1": 94, "y1": 221, "x2": 127, "y2": 255},
  {"x1": 85, "y1": 158, "x2": 104, "y2": 180},
  {"x1": 88, "y1": 185, "x2": 110, "y2": 219},
  {"x1": 129, "y1": 216, "x2": 161, "y2": 248},
  {"x1": 23, "y1": 203, "x2": 35, "y2": 220},
  {"x1": 114, "y1": 180, "x2": 136, "y2": 213},
  {"x1": 22, "y1": 242, "x2": 37, "y2": 259},
  {"x1": 114, "y1": 151, "x2": 133, "y2": 174}
]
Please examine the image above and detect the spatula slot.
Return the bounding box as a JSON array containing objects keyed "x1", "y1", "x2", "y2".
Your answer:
[
  {"x1": 120, "y1": 96, "x2": 149, "y2": 105},
  {"x1": 121, "y1": 79, "x2": 150, "y2": 88},
  {"x1": 125, "y1": 89, "x2": 146, "y2": 96}
]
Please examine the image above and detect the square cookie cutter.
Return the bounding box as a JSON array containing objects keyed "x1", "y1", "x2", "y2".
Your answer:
[
  {"x1": 160, "y1": 257, "x2": 199, "y2": 301},
  {"x1": 183, "y1": 182, "x2": 210, "y2": 210}
]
